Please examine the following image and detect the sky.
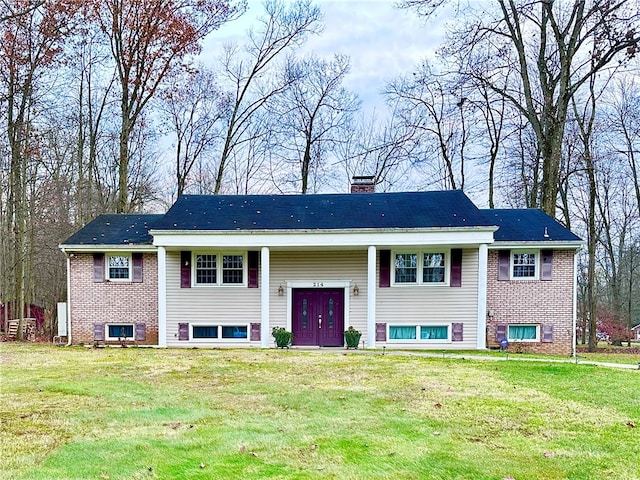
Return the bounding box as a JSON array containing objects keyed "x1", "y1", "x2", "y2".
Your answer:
[{"x1": 204, "y1": 0, "x2": 446, "y2": 115}]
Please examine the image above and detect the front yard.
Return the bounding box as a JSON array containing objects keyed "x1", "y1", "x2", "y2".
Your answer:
[{"x1": 1, "y1": 344, "x2": 638, "y2": 479}]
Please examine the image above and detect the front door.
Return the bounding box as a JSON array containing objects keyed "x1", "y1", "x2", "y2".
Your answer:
[{"x1": 292, "y1": 289, "x2": 344, "y2": 347}]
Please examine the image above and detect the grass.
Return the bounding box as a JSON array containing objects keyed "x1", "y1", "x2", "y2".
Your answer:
[{"x1": 1, "y1": 344, "x2": 639, "y2": 480}]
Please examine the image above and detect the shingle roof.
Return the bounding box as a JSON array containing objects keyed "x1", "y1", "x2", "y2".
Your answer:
[
  {"x1": 153, "y1": 191, "x2": 494, "y2": 231},
  {"x1": 482, "y1": 209, "x2": 582, "y2": 243},
  {"x1": 62, "y1": 214, "x2": 163, "y2": 245}
]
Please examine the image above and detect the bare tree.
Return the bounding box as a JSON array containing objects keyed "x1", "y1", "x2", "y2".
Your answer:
[
  {"x1": 213, "y1": 0, "x2": 322, "y2": 193},
  {"x1": 93, "y1": 0, "x2": 242, "y2": 212},
  {"x1": 273, "y1": 54, "x2": 360, "y2": 193},
  {"x1": 401, "y1": 0, "x2": 640, "y2": 216}
]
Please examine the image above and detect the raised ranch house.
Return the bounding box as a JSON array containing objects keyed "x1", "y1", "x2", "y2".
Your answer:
[{"x1": 59, "y1": 184, "x2": 582, "y2": 355}]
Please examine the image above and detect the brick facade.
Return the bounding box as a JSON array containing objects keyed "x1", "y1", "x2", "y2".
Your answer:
[
  {"x1": 69, "y1": 252, "x2": 158, "y2": 345},
  {"x1": 486, "y1": 249, "x2": 575, "y2": 355}
]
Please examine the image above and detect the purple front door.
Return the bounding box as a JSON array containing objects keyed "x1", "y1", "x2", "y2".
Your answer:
[{"x1": 292, "y1": 289, "x2": 344, "y2": 347}]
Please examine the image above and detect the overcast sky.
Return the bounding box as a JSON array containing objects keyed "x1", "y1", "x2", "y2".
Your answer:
[{"x1": 204, "y1": 0, "x2": 445, "y2": 115}]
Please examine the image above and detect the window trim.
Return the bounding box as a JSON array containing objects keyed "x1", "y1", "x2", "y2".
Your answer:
[
  {"x1": 106, "y1": 253, "x2": 132, "y2": 281},
  {"x1": 510, "y1": 250, "x2": 539, "y2": 280},
  {"x1": 387, "y1": 324, "x2": 451, "y2": 343},
  {"x1": 105, "y1": 323, "x2": 134, "y2": 341},
  {"x1": 391, "y1": 249, "x2": 450, "y2": 286},
  {"x1": 507, "y1": 324, "x2": 540, "y2": 342},
  {"x1": 189, "y1": 323, "x2": 250, "y2": 342},
  {"x1": 192, "y1": 252, "x2": 247, "y2": 287}
]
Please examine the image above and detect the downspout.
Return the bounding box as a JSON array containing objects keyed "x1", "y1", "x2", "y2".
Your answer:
[
  {"x1": 573, "y1": 250, "x2": 578, "y2": 358},
  {"x1": 60, "y1": 248, "x2": 72, "y2": 346}
]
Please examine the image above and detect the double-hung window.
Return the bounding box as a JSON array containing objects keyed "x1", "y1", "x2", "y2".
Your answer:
[
  {"x1": 107, "y1": 254, "x2": 130, "y2": 280},
  {"x1": 394, "y1": 251, "x2": 448, "y2": 285},
  {"x1": 194, "y1": 253, "x2": 244, "y2": 286},
  {"x1": 512, "y1": 251, "x2": 537, "y2": 279}
]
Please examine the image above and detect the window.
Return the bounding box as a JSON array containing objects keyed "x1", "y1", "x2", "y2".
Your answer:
[
  {"x1": 222, "y1": 255, "x2": 244, "y2": 284},
  {"x1": 393, "y1": 250, "x2": 448, "y2": 285},
  {"x1": 389, "y1": 325, "x2": 450, "y2": 342},
  {"x1": 193, "y1": 326, "x2": 218, "y2": 338},
  {"x1": 512, "y1": 251, "x2": 537, "y2": 279},
  {"x1": 196, "y1": 254, "x2": 217, "y2": 284},
  {"x1": 194, "y1": 253, "x2": 245, "y2": 286},
  {"x1": 423, "y1": 253, "x2": 445, "y2": 283},
  {"x1": 508, "y1": 324, "x2": 539, "y2": 342},
  {"x1": 191, "y1": 324, "x2": 248, "y2": 341},
  {"x1": 107, "y1": 324, "x2": 133, "y2": 340},
  {"x1": 108, "y1": 255, "x2": 130, "y2": 280},
  {"x1": 395, "y1": 253, "x2": 417, "y2": 283}
]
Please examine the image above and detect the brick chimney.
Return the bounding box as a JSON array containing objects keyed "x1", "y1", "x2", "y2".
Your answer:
[{"x1": 350, "y1": 175, "x2": 375, "y2": 193}]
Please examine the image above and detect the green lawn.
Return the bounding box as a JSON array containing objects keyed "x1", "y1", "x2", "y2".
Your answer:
[{"x1": 1, "y1": 344, "x2": 639, "y2": 480}]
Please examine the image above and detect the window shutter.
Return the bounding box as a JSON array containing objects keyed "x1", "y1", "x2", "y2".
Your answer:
[
  {"x1": 542, "y1": 324, "x2": 553, "y2": 343},
  {"x1": 180, "y1": 251, "x2": 191, "y2": 288},
  {"x1": 248, "y1": 251, "x2": 259, "y2": 288},
  {"x1": 541, "y1": 250, "x2": 553, "y2": 281},
  {"x1": 93, "y1": 323, "x2": 105, "y2": 341},
  {"x1": 135, "y1": 323, "x2": 146, "y2": 341},
  {"x1": 495, "y1": 324, "x2": 507, "y2": 342},
  {"x1": 498, "y1": 250, "x2": 510, "y2": 281},
  {"x1": 178, "y1": 322, "x2": 189, "y2": 341},
  {"x1": 450, "y1": 249, "x2": 462, "y2": 287},
  {"x1": 93, "y1": 253, "x2": 104, "y2": 282},
  {"x1": 452, "y1": 322, "x2": 463, "y2": 341},
  {"x1": 379, "y1": 250, "x2": 390, "y2": 288},
  {"x1": 375, "y1": 323, "x2": 387, "y2": 341},
  {"x1": 132, "y1": 253, "x2": 143, "y2": 283},
  {"x1": 250, "y1": 323, "x2": 261, "y2": 341}
]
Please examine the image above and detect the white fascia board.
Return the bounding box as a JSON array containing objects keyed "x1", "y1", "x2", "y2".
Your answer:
[
  {"x1": 150, "y1": 227, "x2": 497, "y2": 249},
  {"x1": 489, "y1": 241, "x2": 583, "y2": 250},
  {"x1": 59, "y1": 244, "x2": 158, "y2": 253}
]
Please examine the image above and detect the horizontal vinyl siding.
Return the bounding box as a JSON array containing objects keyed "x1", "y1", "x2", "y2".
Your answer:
[
  {"x1": 165, "y1": 251, "x2": 261, "y2": 347},
  {"x1": 270, "y1": 250, "x2": 368, "y2": 343},
  {"x1": 377, "y1": 249, "x2": 479, "y2": 349}
]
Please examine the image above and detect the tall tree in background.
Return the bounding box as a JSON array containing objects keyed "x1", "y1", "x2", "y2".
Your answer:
[
  {"x1": 1, "y1": 0, "x2": 82, "y2": 336},
  {"x1": 214, "y1": 0, "x2": 322, "y2": 194},
  {"x1": 94, "y1": 0, "x2": 242, "y2": 212},
  {"x1": 401, "y1": 0, "x2": 639, "y2": 217},
  {"x1": 273, "y1": 54, "x2": 359, "y2": 193}
]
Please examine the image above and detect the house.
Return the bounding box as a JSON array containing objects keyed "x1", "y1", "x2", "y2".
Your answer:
[{"x1": 59, "y1": 185, "x2": 583, "y2": 355}]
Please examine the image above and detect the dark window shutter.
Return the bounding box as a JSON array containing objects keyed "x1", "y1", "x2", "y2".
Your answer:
[
  {"x1": 450, "y1": 249, "x2": 462, "y2": 287},
  {"x1": 541, "y1": 250, "x2": 553, "y2": 281},
  {"x1": 93, "y1": 253, "x2": 104, "y2": 282},
  {"x1": 132, "y1": 253, "x2": 143, "y2": 283},
  {"x1": 498, "y1": 250, "x2": 510, "y2": 281},
  {"x1": 375, "y1": 323, "x2": 387, "y2": 341},
  {"x1": 180, "y1": 251, "x2": 191, "y2": 288},
  {"x1": 542, "y1": 324, "x2": 553, "y2": 343},
  {"x1": 93, "y1": 323, "x2": 105, "y2": 341},
  {"x1": 452, "y1": 322, "x2": 463, "y2": 341},
  {"x1": 178, "y1": 322, "x2": 189, "y2": 341},
  {"x1": 379, "y1": 250, "x2": 391, "y2": 288},
  {"x1": 495, "y1": 324, "x2": 507, "y2": 342},
  {"x1": 135, "y1": 323, "x2": 146, "y2": 341},
  {"x1": 250, "y1": 323, "x2": 261, "y2": 341},
  {"x1": 248, "y1": 251, "x2": 259, "y2": 288}
]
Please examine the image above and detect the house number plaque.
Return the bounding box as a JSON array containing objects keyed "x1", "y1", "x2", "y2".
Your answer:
[{"x1": 312, "y1": 282, "x2": 324, "y2": 287}]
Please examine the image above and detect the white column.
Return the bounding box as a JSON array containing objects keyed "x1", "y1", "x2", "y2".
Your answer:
[
  {"x1": 367, "y1": 246, "x2": 377, "y2": 348},
  {"x1": 157, "y1": 247, "x2": 167, "y2": 347},
  {"x1": 65, "y1": 255, "x2": 72, "y2": 346},
  {"x1": 261, "y1": 247, "x2": 270, "y2": 348},
  {"x1": 476, "y1": 244, "x2": 488, "y2": 349}
]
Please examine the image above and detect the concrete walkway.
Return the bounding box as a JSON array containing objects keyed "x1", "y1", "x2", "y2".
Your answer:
[{"x1": 290, "y1": 346, "x2": 640, "y2": 370}]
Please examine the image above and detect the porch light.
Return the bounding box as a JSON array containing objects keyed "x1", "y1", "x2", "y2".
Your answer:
[
  {"x1": 353, "y1": 284, "x2": 359, "y2": 296},
  {"x1": 278, "y1": 285, "x2": 284, "y2": 296}
]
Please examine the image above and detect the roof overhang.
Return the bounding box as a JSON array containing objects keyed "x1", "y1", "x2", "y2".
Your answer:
[
  {"x1": 489, "y1": 241, "x2": 584, "y2": 250},
  {"x1": 150, "y1": 226, "x2": 498, "y2": 249},
  {"x1": 59, "y1": 244, "x2": 158, "y2": 254}
]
